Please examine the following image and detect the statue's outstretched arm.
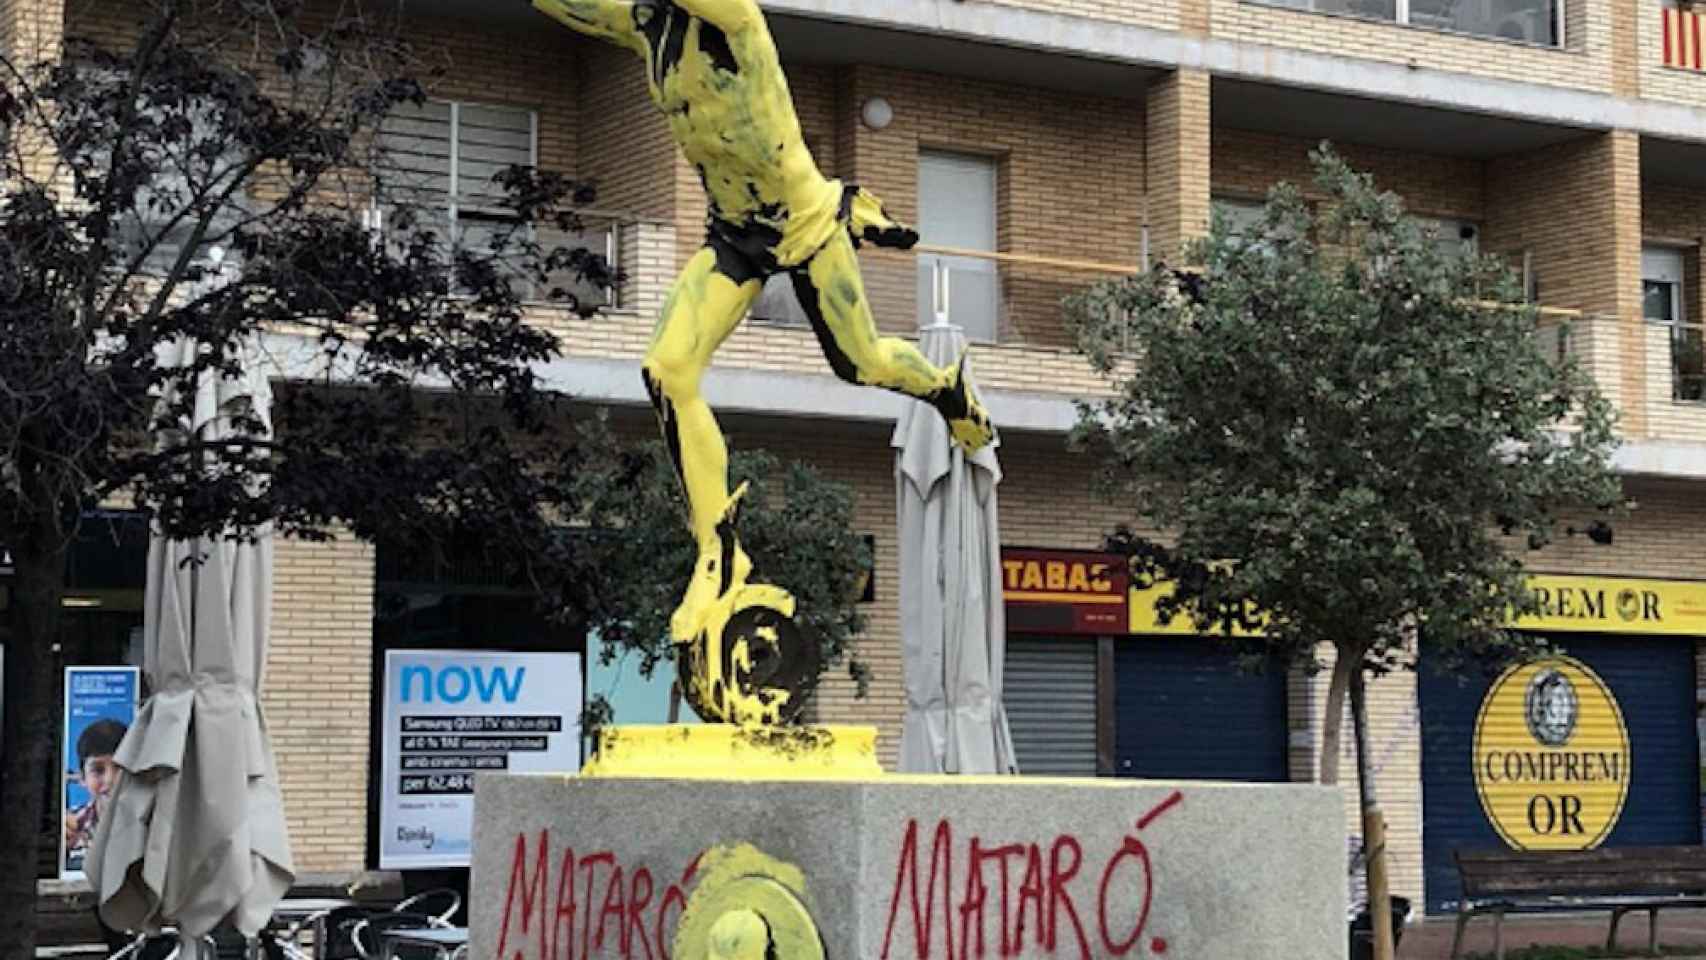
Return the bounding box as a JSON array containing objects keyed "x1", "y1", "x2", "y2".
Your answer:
[
  {"x1": 532, "y1": 0, "x2": 644, "y2": 51},
  {"x1": 670, "y1": 0, "x2": 761, "y2": 31}
]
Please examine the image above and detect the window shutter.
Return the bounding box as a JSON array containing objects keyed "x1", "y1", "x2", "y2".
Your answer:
[
  {"x1": 453, "y1": 103, "x2": 533, "y2": 216},
  {"x1": 377, "y1": 100, "x2": 454, "y2": 212}
]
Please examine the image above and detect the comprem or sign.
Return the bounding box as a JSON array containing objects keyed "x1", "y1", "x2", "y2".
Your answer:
[{"x1": 1473, "y1": 656, "x2": 1631, "y2": 849}]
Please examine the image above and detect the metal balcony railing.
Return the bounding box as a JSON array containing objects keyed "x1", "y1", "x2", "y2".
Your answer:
[
  {"x1": 748, "y1": 243, "x2": 1138, "y2": 349},
  {"x1": 1534, "y1": 303, "x2": 1706, "y2": 439},
  {"x1": 364, "y1": 204, "x2": 625, "y2": 310}
]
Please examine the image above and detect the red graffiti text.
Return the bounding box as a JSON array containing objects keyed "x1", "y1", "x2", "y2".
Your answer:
[
  {"x1": 496, "y1": 829, "x2": 700, "y2": 960},
  {"x1": 880, "y1": 791, "x2": 1184, "y2": 960}
]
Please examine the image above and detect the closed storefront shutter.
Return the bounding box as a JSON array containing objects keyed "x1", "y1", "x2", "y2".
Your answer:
[
  {"x1": 1114, "y1": 640, "x2": 1288, "y2": 781},
  {"x1": 1419, "y1": 634, "x2": 1701, "y2": 913},
  {"x1": 1004, "y1": 636, "x2": 1100, "y2": 776}
]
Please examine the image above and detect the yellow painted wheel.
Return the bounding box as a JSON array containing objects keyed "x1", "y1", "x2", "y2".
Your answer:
[
  {"x1": 679, "y1": 586, "x2": 816, "y2": 725},
  {"x1": 676, "y1": 874, "x2": 825, "y2": 960}
]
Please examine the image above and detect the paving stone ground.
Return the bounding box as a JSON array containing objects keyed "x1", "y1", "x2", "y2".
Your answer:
[{"x1": 1400, "y1": 911, "x2": 1706, "y2": 959}]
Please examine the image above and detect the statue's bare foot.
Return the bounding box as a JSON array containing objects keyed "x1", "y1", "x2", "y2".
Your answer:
[{"x1": 938, "y1": 352, "x2": 996, "y2": 454}]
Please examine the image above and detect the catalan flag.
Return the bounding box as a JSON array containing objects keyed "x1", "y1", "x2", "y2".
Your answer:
[{"x1": 1663, "y1": 5, "x2": 1704, "y2": 71}]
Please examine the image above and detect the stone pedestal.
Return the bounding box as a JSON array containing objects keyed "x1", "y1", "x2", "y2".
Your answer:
[{"x1": 470, "y1": 727, "x2": 1346, "y2": 959}]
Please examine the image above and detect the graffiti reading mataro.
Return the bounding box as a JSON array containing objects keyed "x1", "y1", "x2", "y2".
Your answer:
[
  {"x1": 533, "y1": 0, "x2": 996, "y2": 725},
  {"x1": 493, "y1": 791, "x2": 1187, "y2": 960}
]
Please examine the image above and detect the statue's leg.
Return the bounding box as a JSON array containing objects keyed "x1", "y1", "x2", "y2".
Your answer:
[
  {"x1": 789, "y1": 228, "x2": 996, "y2": 452},
  {"x1": 642, "y1": 247, "x2": 763, "y2": 642}
]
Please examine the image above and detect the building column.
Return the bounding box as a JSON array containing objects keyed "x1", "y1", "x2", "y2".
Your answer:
[
  {"x1": 835, "y1": 64, "x2": 920, "y2": 335},
  {"x1": 1607, "y1": 131, "x2": 1648, "y2": 437},
  {"x1": 1484, "y1": 130, "x2": 1646, "y2": 435},
  {"x1": 267, "y1": 534, "x2": 376, "y2": 878},
  {"x1": 1144, "y1": 69, "x2": 1211, "y2": 269},
  {"x1": 1, "y1": 0, "x2": 64, "y2": 63}
]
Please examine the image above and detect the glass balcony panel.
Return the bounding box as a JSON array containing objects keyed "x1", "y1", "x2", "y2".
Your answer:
[
  {"x1": 1409, "y1": 0, "x2": 1557, "y2": 42},
  {"x1": 752, "y1": 273, "x2": 809, "y2": 326},
  {"x1": 538, "y1": 220, "x2": 619, "y2": 310},
  {"x1": 918, "y1": 257, "x2": 1000, "y2": 343},
  {"x1": 1256, "y1": 0, "x2": 1397, "y2": 20}
]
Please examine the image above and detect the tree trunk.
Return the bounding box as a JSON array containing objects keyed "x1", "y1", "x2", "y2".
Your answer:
[
  {"x1": 1319, "y1": 649, "x2": 1357, "y2": 784},
  {"x1": 1349, "y1": 667, "x2": 1395, "y2": 960},
  {"x1": 0, "y1": 539, "x2": 68, "y2": 960}
]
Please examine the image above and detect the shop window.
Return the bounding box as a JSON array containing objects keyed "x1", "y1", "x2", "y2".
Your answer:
[
  {"x1": 917, "y1": 150, "x2": 1000, "y2": 342},
  {"x1": 368, "y1": 533, "x2": 586, "y2": 870},
  {"x1": 1252, "y1": 0, "x2": 1561, "y2": 45},
  {"x1": 22, "y1": 510, "x2": 149, "y2": 880},
  {"x1": 1644, "y1": 246, "x2": 1701, "y2": 403}
]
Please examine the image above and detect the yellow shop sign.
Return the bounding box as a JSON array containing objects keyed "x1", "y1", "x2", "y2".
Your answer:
[
  {"x1": 1516, "y1": 574, "x2": 1706, "y2": 635},
  {"x1": 1472, "y1": 656, "x2": 1631, "y2": 849}
]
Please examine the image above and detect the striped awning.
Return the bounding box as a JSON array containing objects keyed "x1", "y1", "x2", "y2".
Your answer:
[{"x1": 1662, "y1": 6, "x2": 1704, "y2": 71}]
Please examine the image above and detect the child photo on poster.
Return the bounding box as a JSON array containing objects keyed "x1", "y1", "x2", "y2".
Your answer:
[{"x1": 61, "y1": 667, "x2": 138, "y2": 878}]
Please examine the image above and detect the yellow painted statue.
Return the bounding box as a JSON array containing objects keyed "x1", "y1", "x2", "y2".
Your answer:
[{"x1": 534, "y1": 0, "x2": 996, "y2": 725}]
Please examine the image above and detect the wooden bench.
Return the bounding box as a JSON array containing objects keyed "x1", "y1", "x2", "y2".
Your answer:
[{"x1": 1452, "y1": 847, "x2": 1706, "y2": 959}]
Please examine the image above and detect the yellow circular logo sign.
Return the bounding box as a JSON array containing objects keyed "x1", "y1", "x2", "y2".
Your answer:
[{"x1": 1472, "y1": 656, "x2": 1631, "y2": 850}]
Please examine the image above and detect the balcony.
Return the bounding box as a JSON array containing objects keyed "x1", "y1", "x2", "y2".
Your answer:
[{"x1": 1538, "y1": 307, "x2": 1706, "y2": 448}]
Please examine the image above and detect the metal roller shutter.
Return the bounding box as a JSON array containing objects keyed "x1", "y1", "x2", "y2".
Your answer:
[
  {"x1": 1419, "y1": 634, "x2": 1700, "y2": 913},
  {"x1": 1004, "y1": 636, "x2": 1099, "y2": 776},
  {"x1": 1114, "y1": 640, "x2": 1288, "y2": 781}
]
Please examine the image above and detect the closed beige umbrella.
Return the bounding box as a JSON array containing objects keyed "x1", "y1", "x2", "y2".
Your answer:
[
  {"x1": 90, "y1": 323, "x2": 294, "y2": 947},
  {"x1": 892, "y1": 320, "x2": 1017, "y2": 775}
]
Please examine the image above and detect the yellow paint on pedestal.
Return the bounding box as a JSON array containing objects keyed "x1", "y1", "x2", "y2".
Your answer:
[
  {"x1": 675, "y1": 844, "x2": 825, "y2": 960},
  {"x1": 580, "y1": 724, "x2": 882, "y2": 780}
]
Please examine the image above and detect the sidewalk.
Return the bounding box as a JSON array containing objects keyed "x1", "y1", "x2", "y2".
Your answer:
[{"x1": 1401, "y1": 911, "x2": 1706, "y2": 959}]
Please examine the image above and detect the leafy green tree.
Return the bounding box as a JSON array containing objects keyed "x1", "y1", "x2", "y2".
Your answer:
[
  {"x1": 558, "y1": 433, "x2": 873, "y2": 729},
  {"x1": 1068, "y1": 145, "x2": 1621, "y2": 956}
]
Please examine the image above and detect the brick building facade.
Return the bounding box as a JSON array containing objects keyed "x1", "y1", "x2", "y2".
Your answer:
[{"x1": 9, "y1": 0, "x2": 1706, "y2": 920}]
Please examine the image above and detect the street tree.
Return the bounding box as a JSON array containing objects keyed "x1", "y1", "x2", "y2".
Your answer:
[
  {"x1": 546, "y1": 436, "x2": 873, "y2": 730},
  {"x1": 1067, "y1": 146, "x2": 1621, "y2": 958},
  {"x1": 0, "y1": 2, "x2": 867, "y2": 956}
]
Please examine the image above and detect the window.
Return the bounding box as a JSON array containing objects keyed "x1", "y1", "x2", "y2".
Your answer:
[
  {"x1": 68, "y1": 72, "x2": 246, "y2": 274},
  {"x1": 376, "y1": 100, "x2": 610, "y2": 306},
  {"x1": 751, "y1": 274, "x2": 810, "y2": 326},
  {"x1": 1213, "y1": 198, "x2": 1269, "y2": 253},
  {"x1": 377, "y1": 99, "x2": 533, "y2": 242},
  {"x1": 1413, "y1": 215, "x2": 1479, "y2": 260},
  {"x1": 917, "y1": 150, "x2": 999, "y2": 343},
  {"x1": 1254, "y1": 0, "x2": 1561, "y2": 45},
  {"x1": 1643, "y1": 246, "x2": 1701, "y2": 402}
]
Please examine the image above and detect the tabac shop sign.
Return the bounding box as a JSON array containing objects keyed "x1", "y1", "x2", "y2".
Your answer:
[
  {"x1": 1473, "y1": 655, "x2": 1631, "y2": 849},
  {"x1": 1001, "y1": 548, "x2": 1128, "y2": 636}
]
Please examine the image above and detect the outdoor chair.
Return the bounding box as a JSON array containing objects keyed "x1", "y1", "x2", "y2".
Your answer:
[
  {"x1": 261, "y1": 902, "x2": 370, "y2": 960},
  {"x1": 108, "y1": 929, "x2": 214, "y2": 960},
  {"x1": 393, "y1": 890, "x2": 461, "y2": 927},
  {"x1": 348, "y1": 912, "x2": 449, "y2": 960}
]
